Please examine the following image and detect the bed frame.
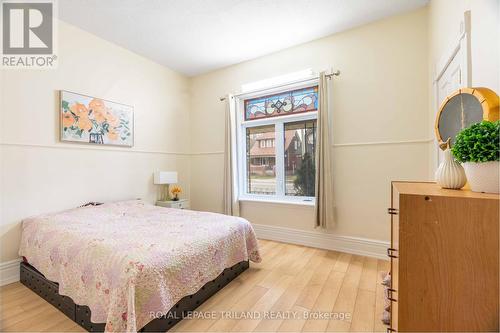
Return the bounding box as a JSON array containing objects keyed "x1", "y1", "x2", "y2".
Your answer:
[{"x1": 20, "y1": 260, "x2": 249, "y2": 332}]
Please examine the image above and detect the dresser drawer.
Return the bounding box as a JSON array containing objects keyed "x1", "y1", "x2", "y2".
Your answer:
[{"x1": 390, "y1": 181, "x2": 499, "y2": 332}]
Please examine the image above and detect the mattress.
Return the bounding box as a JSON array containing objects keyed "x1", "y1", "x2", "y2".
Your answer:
[{"x1": 19, "y1": 200, "x2": 261, "y2": 332}]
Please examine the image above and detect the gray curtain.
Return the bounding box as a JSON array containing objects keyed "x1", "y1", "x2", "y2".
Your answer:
[
  {"x1": 314, "y1": 72, "x2": 335, "y2": 228},
  {"x1": 223, "y1": 95, "x2": 240, "y2": 216}
]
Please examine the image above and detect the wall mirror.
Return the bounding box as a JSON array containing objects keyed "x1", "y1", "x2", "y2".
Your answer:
[{"x1": 435, "y1": 87, "x2": 499, "y2": 146}]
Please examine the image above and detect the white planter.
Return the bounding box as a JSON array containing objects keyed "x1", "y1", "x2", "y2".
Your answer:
[
  {"x1": 435, "y1": 148, "x2": 467, "y2": 189},
  {"x1": 463, "y1": 161, "x2": 500, "y2": 194}
]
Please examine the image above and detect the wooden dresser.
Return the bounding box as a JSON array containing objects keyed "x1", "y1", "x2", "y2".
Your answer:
[{"x1": 389, "y1": 182, "x2": 499, "y2": 332}]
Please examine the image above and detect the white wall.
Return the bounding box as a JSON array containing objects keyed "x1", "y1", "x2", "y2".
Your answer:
[
  {"x1": 189, "y1": 8, "x2": 430, "y2": 243},
  {"x1": 427, "y1": 0, "x2": 500, "y2": 172},
  {"x1": 0, "y1": 21, "x2": 191, "y2": 263}
]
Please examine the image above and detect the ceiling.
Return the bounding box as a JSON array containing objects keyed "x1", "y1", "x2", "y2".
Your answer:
[{"x1": 59, "y1": 0, "x2": 428, "y2": 76}]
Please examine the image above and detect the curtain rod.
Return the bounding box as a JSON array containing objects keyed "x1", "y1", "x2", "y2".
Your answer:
[{"x1": 219, "y1": 70, "x2": 340, "y2": 101}]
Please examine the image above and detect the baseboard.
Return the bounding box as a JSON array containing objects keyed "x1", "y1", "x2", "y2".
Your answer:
[
  {"x1": 0, "y1": 258, "x2": 21, "y2": 286},
  {"x1": 252, "y1": 223, "x2": 390, "y2": 260}
]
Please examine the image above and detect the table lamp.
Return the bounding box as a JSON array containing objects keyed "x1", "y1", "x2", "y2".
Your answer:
[{"x1": 153, "y1": 171, "x2": 178, "y2": 201}]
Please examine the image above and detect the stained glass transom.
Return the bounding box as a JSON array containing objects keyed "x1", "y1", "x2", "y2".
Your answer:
[{"x1": 244, "y1": 86, "x2": 318, "y2": 120}]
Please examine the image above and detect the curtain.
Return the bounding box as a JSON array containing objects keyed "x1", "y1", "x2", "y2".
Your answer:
[
  {"x1": 314, "y1": 72, "x2": 335, "y2": 228},
  {"x1": 223, "y1": 95, "x2": 240, "y2": 216}
]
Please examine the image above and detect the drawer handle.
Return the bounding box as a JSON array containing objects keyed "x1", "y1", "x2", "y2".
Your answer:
[
  {"x1": 387, "y1": 208, "x2": 398, "y2": 215},
  {"x1": 387, "y1": 248, "x2": 398, "y2": 258},
  {"x1": 388, "y1": 288, "x2": 397, "y2": 302}
]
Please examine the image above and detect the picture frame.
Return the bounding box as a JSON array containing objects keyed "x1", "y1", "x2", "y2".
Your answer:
[{"x1": 60, "y1": 90, "x2": 134, "y2": 147}]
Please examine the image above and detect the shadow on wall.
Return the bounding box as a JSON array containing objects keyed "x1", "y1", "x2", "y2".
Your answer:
[
  {"x1": 54, "y1": 90, "x2": 59, "y2": 142},
  {"x1": 0, "y1": 223, "x2": 22, "y2": 262}
]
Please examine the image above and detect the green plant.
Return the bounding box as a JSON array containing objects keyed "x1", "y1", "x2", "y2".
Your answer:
[
  {"x1": 293, "y1": 152, "x2": 316, "y2": 196},
  {"x1": 452, "y1": 120, "x2": 500, "y2": 163}
]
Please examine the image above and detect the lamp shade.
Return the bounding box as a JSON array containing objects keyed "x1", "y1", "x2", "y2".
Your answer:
[{"x1": 153, "y1": 171, "x2": 178, "y2": 185}]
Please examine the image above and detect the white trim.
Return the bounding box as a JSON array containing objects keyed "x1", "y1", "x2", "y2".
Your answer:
[
  {"x1": 239, "y1": 196, "x2": 315, "y2": 206},
  {"x1": 3, "y1": 139, "x2": 433, "y2": 157},
  {"x1": 0, "y1": 142, "x2": 191, "y2": 156},
  {"x1": 190, "y1": 151, "x2": 225, "y2": 155},
  {"x1": 432, "y1": 10, "x2": 471, "y2": 170},
  {"x1": 241, "y1": 111, "x2": 318, "y2": 127},
  {"x1": 235, "y1": 76, "x2": 319, "y2": 99},
  {"x1": 275, "y1": 121, "x2": 285, "y2": 197},
  {"x1": 252, "y1": 223, "x2": 390, "y2": 260},
  {"x1": 332, "y1": 138, "x2": 432, "y2": 147},
  {"x1": 0, "y1": 259, "x2": 21, "y2": 286},
  {"x1": 434, "y1": 10, "x2": 471, "y2": 85},
  {"x1": 190, "y1": 138, "x2": 432, "y2": 156}
]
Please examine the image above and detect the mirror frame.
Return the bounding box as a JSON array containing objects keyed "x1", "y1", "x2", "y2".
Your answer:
[{"x1": 435, "y1": 87, "x2": 499, "y2": 144}]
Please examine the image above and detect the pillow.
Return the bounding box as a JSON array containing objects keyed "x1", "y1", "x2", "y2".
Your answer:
[{"x1": 79, "y1": 202, "x2": 103, "y2": 207}]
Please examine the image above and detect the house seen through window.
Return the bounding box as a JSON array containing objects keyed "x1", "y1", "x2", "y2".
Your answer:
[{"x1": 241, "y1": 86, "x2": 318, "y2": 201}]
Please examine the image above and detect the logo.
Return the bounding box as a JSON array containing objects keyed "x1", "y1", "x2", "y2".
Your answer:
[{"x1": 1, "y1": 0, "x2": 57, "y2": 68}]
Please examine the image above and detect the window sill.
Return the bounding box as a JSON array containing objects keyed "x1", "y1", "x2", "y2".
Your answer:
[{"x1": 238, "y1": 197, "x2": 315, "y2": 207}]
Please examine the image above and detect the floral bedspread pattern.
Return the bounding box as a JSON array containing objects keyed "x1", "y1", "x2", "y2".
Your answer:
[{"x1": 19, "y1": 200, "x2": 261, "y2": 332}]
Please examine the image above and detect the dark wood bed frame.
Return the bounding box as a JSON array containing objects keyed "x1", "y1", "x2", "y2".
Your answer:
[{"x1": 20, "y1": 260, "x2": 249, "y2": 332}]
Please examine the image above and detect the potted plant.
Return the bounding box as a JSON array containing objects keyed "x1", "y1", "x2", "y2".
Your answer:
[{"x1": 452, "y1": 120, "x2": 500, "y2": 193}]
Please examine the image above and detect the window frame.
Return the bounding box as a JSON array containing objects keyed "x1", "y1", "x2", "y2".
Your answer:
[{"x1": 235, "y1": 79, "x2": 318, "y2": 205}]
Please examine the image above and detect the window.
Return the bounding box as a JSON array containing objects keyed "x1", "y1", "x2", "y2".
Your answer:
[
  {"x1": 284, "y1": 120, "x2": 316, "y2": 196},
  {"x1": 246, "y1": 125, "x2": 276, "y2": 195},
  {"x1": 238, "y1": 84, "x2": 318, "y2": 203}
]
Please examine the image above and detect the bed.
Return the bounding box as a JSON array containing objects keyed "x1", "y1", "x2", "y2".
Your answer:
[{"x1": 18, "y1": 200, "x2": 261, "y2": 332}]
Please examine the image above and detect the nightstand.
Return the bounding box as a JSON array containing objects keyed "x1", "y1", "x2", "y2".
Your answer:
[{"x1": 156, "y1": 199, "x2": 189, "y2": 209}]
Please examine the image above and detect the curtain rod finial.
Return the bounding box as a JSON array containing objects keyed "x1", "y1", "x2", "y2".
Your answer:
[{"x1": 325, "y1": 70, "x2": 341, "y2": 79}]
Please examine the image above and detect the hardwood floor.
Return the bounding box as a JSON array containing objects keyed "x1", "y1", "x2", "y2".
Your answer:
[{"x1": 0, "y1": 240, "x2": 390, "y2": 332}]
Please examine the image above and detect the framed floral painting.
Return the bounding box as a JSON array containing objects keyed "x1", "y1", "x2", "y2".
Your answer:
[{"x1": 60, "y1": 91, "x2": 134, "y2": 147}]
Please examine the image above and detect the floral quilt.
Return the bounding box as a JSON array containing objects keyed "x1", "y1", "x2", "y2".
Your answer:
[{"x1": 19, "y1": 200, "x2": 261, "y2": 332}]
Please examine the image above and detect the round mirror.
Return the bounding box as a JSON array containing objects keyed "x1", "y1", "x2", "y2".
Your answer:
[{"x1": 435, "y1": 88, "x2": 499, "y2": 146}]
